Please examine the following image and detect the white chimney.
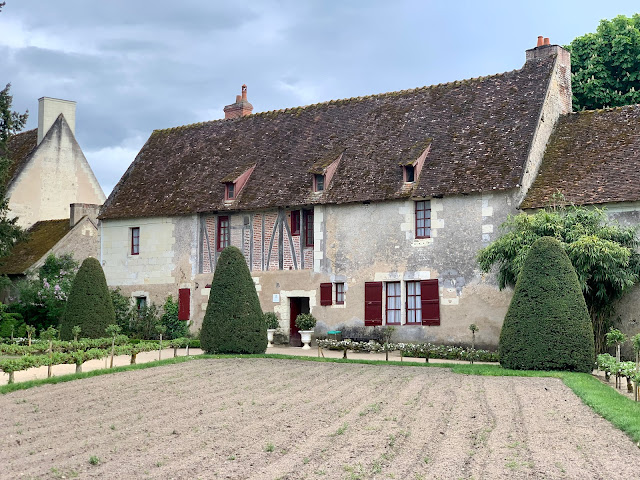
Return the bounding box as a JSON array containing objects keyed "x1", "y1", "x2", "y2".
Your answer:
[{"x1": 38, "y1": 97, "x2": 76, "y2": 144}]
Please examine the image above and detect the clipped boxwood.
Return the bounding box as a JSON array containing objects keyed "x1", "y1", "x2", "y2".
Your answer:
[
  {"x1": 59, "y1": 258, "x2": 116, "y2": 340},
  {"x1": 499, "y1": 237, "x2": 594, "y2": 372},
  {"x1": 264, "y1": 312, "x2": 279, "y2": 330},
  {"x1": 295, "y1": 313, "x2": 317, "y2": 331},
  {"x1": 200, "y1": 246, "x2": 267, "y2": 354}
]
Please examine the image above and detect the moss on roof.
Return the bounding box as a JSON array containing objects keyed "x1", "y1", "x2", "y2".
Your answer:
[
  {"x1": 101, "y1": 57, "x2": 556, "y2": 220},
  {"x1": 5, "y1": 129, "x2": 37, "y2": 186},
  {"x1": 522, "y1": 104, "x2": 640, "y2": 208},
  {"x1": 0, "y1": 219, "x2": 71, "y2": 275}
]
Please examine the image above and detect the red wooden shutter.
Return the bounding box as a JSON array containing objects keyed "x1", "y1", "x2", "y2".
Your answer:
[
  {"x1": 420, "y1": 279, "x2": 440, "y2": 326},
  {"x1": 364, "y1": 282, "x2": 383, "y2": 326},
  {"x1": 320, "y1": 283, "x2": 332, "y2": 306},
  {"x1": 178, "y1": 288, "x2": 190, "y2": 321}
]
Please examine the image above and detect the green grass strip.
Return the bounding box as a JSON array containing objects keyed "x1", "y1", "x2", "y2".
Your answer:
[{"x1": 3, "y1": 352, "x2": 640, "y2": 445}]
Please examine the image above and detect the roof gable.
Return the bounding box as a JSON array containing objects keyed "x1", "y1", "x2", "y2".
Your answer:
[
  {"x1": 522, "y1": 105, "x2": 640, "y2": 208},
  {"x1": 5, "y1": 128, "x2": 37, "y2": 187},
  {"x1": 101, "y1": 57, "x2": 556, "y2": 220}
]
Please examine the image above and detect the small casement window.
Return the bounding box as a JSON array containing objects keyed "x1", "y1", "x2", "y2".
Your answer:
[
  {"x1": 335, "y1": 282, "x2": 345, "y2": 304},
  {"x1": 290, "y1": 210, "x2": 301, "y2": 236},
  {"x1": 303, "y1": 209, "x2": 314, "y2": 247},
  {"x1": 404, "y1": 165, "x2": 415, "y2": 183},
  {"x1": 131, "y1": 227, "x2": 140, "y2": 255},
  {"x1": 386, "y1": 282, "x2": 401, "y2": 325},
  {"x1": 320, "y1": 283, "x2": 332, "y2": 306},
  {"x1": 225, "y1": 183, "x2": 235, "y2": 200},
  {"x1": 217, "y1": 216, "x2": 230, "y2": 251},
  {"x1": 415, "y1": 200, "x2": 431, "y2": 238},
  {"x1": 314, "y1": 174, "x2": 325, "y2": 192},
  {"x1": 135, "y1": 296, "x2": 147, "y2": 312},
  {"x1": 406, "y1": 281, "x2": 421, "y2": 324}
]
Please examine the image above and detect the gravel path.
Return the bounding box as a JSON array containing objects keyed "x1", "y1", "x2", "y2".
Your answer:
[{"x1": 1, "y1": 358, "x2": 638, "y2": 479}]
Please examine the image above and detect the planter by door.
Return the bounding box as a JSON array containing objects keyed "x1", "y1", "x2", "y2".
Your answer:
[
  {"x1": 289, "y1": 297, "x2": 310, "y2": 347},
  {"x1": 300, "y1": 330, "x2": 313, "y2": 350}
]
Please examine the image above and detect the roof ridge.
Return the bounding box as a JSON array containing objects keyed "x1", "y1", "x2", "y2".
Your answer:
[
  {"x1": 152, "y1": 65, "x2": 527, "y2": 135},
  {"x1": 572, "y1": 103, "x2": 640, "y2": 115}
]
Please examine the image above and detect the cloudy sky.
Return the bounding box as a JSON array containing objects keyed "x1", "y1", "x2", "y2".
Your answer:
[{"x1": 2, "y1": 1, "x2": 639, "y2": 196}]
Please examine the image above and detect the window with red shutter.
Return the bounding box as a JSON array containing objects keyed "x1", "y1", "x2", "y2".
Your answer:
[
  {"x1": 178, "y1": 288, "x2": 190, "y2": 321},
  {"x1": 303, "y1": 210, "x2": 314, "y2": 247},
  {"x1": 420, "y1": 279, "x2": 440, "y2": 326},
  {"x1": 335, "y1": 283, "x2": 345, "y2": 304},
  {"x1": 364, "y1": 282, "x2": 383, "y2": 326},
  {"x1": 217, "y1": 216, "x2": 230, "y2": 251},
  {"x1": 320, "y1": 283, "x2": 332, "y2": 306}
]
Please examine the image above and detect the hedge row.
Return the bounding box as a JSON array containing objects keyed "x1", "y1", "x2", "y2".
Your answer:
[{"x1": 316, "y1": 339, "x2": 499, "y2": 363}]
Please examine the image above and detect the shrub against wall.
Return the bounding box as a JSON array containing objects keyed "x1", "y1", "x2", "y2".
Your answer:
[
  {"x1": 201, "y1": 246, "x2": 266, "y2": 354},
  {"x1": 499, "y1": 237, "x2": 594, "y2": 372},
  {"x1": 161, "y1": 295, "x2": 188, "y2": 340},
  {"x1": 59, "y1": 257, "x2": 115, "y2": 340}
]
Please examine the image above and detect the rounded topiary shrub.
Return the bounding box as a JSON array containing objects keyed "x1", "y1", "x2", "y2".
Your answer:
[
  {"x1": 59, "y1": 257, "x2": 115, "y2": 340},
  {"x1": 499, "y1": 236, "x2": 594, "y2": 372},
  {"x1": 200, "y1": 246, "x2": 266, "y2": 354}
]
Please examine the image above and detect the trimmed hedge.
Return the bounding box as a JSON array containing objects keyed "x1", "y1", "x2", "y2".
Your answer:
[
  {"x1": 59, "y1": 258, "x2": 116, "y2": 340},
  {"x1": 499, "y1": 237, "x2": 594, "y2": 372},
  {"x1": 200, "y1": 246, "x2": 266, "y2": 354}
]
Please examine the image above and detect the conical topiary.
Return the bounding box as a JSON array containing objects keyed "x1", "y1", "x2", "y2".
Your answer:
[
  {"x1": 200, "y1": 246, "x2": 266, "y2": 354},
  {"x1": 60, "y1": 257, "x2": 115, "y2": 340},
  {"x1": 499, "y1": 236, "x2": 594, "y2": 372}
]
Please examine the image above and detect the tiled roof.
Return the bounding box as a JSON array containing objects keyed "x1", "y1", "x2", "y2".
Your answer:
[
  {"x1": 5, "y1": 128, "x2": 37, "y2": 187},
  {"x1": 0, "y1": 219, "x2": 71, "y2": 275},
  {"x1": 522, "y1": 105, "x2": 640, "y2": 209},
  {"x1": 100, "y1": 57, "x2": 556, "y2": 220}
]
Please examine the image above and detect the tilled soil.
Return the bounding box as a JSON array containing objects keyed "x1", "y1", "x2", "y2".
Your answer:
[{"x1": 1, "y1": 358, "x2": 638, "y2": 479}]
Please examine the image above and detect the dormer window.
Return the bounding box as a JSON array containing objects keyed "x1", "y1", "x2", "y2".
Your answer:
[
  {"x1": 404, "y1": 165, "x2": 415, "y2": 183},
  {"x1": 314, "y1": 174, "x2": 325, "y2": 192},
  {"x1": 225, "y1": 182, "x2": 235, "y2": 200}
]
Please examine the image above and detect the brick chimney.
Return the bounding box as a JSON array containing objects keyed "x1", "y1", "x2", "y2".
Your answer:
[
  {"x1": 223, "y1": 85, "x2": 253, "y2": 119},
  {"x1": 38, "y1": 97, "x2": 76, "y2": 144}
]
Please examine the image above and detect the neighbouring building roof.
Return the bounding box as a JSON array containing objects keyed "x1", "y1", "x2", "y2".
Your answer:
[
  {"x1": 100, "y1": 56, "x2": 556, "y2": 220},
  {"x1": 522, "y1": 105, "x2": 640, "y2": 209},
  {"x1": 0, "y1": 219, "x2": 71, "y2": 275},
  {"x1": 5, "y1": 128, "x2": 37, "y2": 187}
]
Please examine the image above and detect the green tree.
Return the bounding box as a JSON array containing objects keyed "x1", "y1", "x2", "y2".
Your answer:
[
  {"x1": 568, "y1": 14, "x2": 640, "y2": 110},
  {"x1": 0, "y1": 82, "x2": 27, "y2": 258},
  {"x1": 59, "y1": 257, "x2": 115, "y2": 339},
  {"x1": 478, "y1": 206, "x2": 640, "y2": 353},
  {"x1": 201, "y1": 246, "x2": 266, "y2": 354},
  {"x1": 499, "y1": 237, "x2": 594, "y2": 372},
  {"x1": 160, "y1": 295, "x2": 189, "y2": 339}
]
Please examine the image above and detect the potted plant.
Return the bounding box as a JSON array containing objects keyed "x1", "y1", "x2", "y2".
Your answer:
[
  {"x1": 295, "y1": 313, "x2": 317, "y2": 350},
  {"x1": 264, "y1": 312, "x2": 279, "y2": 348}
]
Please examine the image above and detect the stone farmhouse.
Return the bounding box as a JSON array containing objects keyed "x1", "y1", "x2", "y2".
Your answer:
[
  {"x1": 99, "y1": 38, "x2": 638, "y2": 348},
  {"x1": 1, "y1": 98, "x2": 106, "y2": 279}
]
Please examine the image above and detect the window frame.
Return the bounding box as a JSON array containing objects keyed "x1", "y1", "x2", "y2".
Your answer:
[
  {"x1": 335, "y1": 282, "x2": 345, "y2": 305},
  {"x1": 217, "y1": 215, "x2": 230, "y2": 252},
  {"x1": 225, "y1": 182, "x2": 235, "y2": 200},
  {"x1": 385, "y1": 282, "x2": 402, "y2": 325},
  {"x1": 303, "y1": 209, "x2": 314, "y2": 247},
  {"x1": 290, "y1": 210, "x2": 301, "y2": 236},
  {"x1": 404, "y1": 165, "x2": 415, "y2": 183},
  {"x1": 131, "y1": 227, "x2": 140, "y2": 255},
  {"x1": 406, "y1": 281, "x2": 422, "y2": 324},
  {"x1": 313, "y1": 174, "x2": 325, "y2": 192},
  {"x1": 415, "y1": 200, "x2": 431, "y2": 239}
]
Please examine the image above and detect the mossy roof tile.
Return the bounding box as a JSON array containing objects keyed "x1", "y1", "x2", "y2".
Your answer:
[
  {"x1": 5, "y1": 128, "x2": 37, "y2": 186},
  {"x1": 0, "y1": 219, "x2": 71, "y2": 275},
  {"x1": 100, "y1": 57, "x2": 555, "y2": 219},
  {"x1": 522, "y1": 105, "x2": 640, "y2": 208}
]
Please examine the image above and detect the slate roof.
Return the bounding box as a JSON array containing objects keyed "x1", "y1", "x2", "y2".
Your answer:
[
  {"x1": 522, "y1": 105, "x2": 640, "y2": 209},
  {"x1": 5, "y1": 128, "x2": 37, "y2": 187},
  {"x1": 100, "y1": 56, "x2": 556, "y2": 220},
  {"x1": 0, "y1": 219, "x2": 71, "y2": 275}
]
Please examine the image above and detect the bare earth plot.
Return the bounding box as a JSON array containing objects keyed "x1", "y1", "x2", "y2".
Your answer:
[{"x1": 1, "y1": 359, "x2": 639, "y2": 480}]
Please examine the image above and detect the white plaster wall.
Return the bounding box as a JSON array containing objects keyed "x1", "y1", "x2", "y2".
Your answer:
[
  {"x1": 101, "y1": 216, "x2": 177, "y2": 286},
  {"x1": 7, "y1": 117, "x2": 105, "y2": 229}
]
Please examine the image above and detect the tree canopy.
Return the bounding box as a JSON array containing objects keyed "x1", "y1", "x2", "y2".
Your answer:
[
  {"x1": 568, "y1": 14, "x2": 640, "y2": 110},
  {"x1": 477, "y1": 205, "x2": 640, "y2": 353}
]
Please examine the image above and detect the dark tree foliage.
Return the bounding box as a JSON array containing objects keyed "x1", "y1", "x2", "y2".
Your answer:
[
  {"x1": 568, "y1": 14, "x2": 640, "y2": 110},
  {"x1": 0, "y1": 83, "x2": 27, "y2": 258},
  {"x1": 499, "y1": 237, "x2": 594, "y2": 372},
  {"x1": 59, "y1": 257, "x2": 115, "y2": 339},
  {"x1": 201, "y1": 246, "x2": 266, "y2": 354}
]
